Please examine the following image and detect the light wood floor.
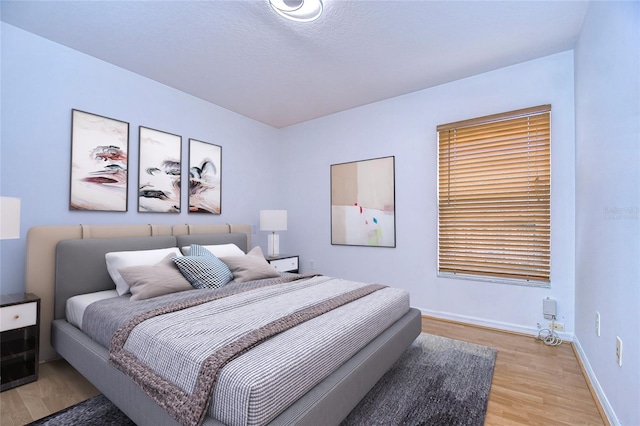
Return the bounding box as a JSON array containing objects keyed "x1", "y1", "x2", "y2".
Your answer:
[
  {"x1": 422, "y1": 317, "x2": 606, "y2": 426},
  {"x1": 1, "y1": 317, "x2": 606, "y2": 425}
]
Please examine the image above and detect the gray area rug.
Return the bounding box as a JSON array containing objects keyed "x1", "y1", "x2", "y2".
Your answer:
[
  {"x1": 27, "y1": 333, "x2": 496, "y2": 426},
  {"x1": 27, "y1": 394, "x2": 135, "y2": 426},
  {"x1": 341, "y1": 333, "x2": 497, "y2": 426}
]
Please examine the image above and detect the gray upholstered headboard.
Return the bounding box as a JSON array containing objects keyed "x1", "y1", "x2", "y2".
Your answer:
[
  {"x1": 28, "y1": 223, "x2": 250, "y2": 361},
  {"x1": 54, "y1": 232, "x2": 249, "y2": 321},
  {"x1": 175, "y1": 233, "x2": 248, "y2": 253}
]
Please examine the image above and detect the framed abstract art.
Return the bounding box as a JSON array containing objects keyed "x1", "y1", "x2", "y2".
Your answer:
[
  {"x1": 331, "y1": 156, "x2": 396, "y2": 247},
  {"x1": 70, "y1": 109, "x2": 129, "y2": 211},
  {"x1": 188, "y1": 139, "x2": 222, "y2": 214},
  {"x1": 138, "y1": 126, "x2": 182, "y2": 213}
]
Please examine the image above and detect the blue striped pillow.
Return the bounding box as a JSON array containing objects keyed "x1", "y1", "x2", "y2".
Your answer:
[{"x1": 172, "y1": 247, "x2": 233, "y2": 289}]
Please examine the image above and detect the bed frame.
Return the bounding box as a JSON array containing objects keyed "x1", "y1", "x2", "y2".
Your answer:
[{"x1": 32, "y1": 225, "x2": 420, "y2": 425}]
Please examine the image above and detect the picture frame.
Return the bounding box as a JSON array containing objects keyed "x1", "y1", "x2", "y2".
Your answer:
[
  {"x1": 138, "y1": 126, "x2": 182, "y2": 213},
  {"x1": 331, "y1": 156, "x2": 396, "y2": 247},
  {"x1": 70, "y1": 109, "x2": 129, "y2": 212},
  {"x1": 188, "y1": 139, "x2": 222, "y2": 214}
]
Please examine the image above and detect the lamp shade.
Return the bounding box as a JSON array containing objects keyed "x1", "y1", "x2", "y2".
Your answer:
[
  {"x1": 0, "y1": 197, "x2": 21, "y2": 240},
  {"x1": 260, "y1": 210, "x2": 287, "y2": 232}
]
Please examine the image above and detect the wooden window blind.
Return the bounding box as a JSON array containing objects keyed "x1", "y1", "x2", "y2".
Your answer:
[{"x1": 437, "y1": 105, "x2": 551, "y2": 283}]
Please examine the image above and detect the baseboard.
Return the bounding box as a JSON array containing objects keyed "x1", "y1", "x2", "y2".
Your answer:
[
  {"x1": 572, "y1": 336, "x2": 619, "y2": 426},
  {"x1": 417, "y1": 307, "x2": 575, "y2": 342}
]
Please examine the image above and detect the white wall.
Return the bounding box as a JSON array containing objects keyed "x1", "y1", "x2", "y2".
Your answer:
[
  {"x1": 281, "y1": 51, "x2": 576, "y2": 337},
  {"x1": 0, "y1": 23, "x2": 281, "y2": 294},
  {"x1": 574, "y1": 1, "x2": 640, "y2": 425}
]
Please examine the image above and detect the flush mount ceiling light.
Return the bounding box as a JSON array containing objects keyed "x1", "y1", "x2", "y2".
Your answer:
[{"x1": 269, "y1": 0, "x2": 323, "y2": 22}]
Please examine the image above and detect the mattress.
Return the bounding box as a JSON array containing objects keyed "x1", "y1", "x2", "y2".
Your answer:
[{"x1": 65, "y1": 289, "x2": 119, "y2": 329}]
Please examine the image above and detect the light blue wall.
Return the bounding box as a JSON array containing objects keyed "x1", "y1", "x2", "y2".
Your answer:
[
  {"x1": 280, "y1": 51, "x2": 577, "y2": 337},
  {"x1": 2, "y1": 5, "x2": 638, "y2": 422},
  {"x1": 0, "y1": 23, "x2": 282, "y2": 294},
  {"x1": 574, "y1": 1, "x2": 640, "y2": 424}
]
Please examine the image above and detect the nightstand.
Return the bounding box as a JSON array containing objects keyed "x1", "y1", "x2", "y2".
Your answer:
[
  {"x1": 266, "y1": 254, "x2": 299, "y2": 273},
  {"x1": 1, "y1": 293, "x2": 40, "y2": 392}
]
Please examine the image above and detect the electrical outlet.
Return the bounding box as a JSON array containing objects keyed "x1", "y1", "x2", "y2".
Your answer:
[
  {"x1": 616, "y1": 336, "x2": 623, "y2": 367},
  {"x1": 309, "y1": 259, "x2": 315, "y2": 271},
  {"x1": 549, "y1": 322, "x2": 564, "y2": 331},
  {"x1": 595, "y1": 311, "x2": 601, "y2": 336}
]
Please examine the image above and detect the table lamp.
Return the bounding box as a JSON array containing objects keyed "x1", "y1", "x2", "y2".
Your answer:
[{"x1": 260, "y1": 210, "x2": 287, "y2": 257}]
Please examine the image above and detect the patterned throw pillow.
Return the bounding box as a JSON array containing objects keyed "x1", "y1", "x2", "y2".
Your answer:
[
  {"x1": 172, "y1": 245, "x2": 233, "y2": 289},
  {"x1": 190, "y1": 244, "x2": 217, "y2": 257}
]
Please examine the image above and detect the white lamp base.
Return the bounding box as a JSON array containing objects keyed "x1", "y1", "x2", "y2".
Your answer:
[{"x1": 267, "y1": 233, "x2": 280, "y2": 257}]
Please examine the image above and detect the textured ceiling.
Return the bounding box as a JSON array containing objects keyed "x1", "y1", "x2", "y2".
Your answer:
[{"x1": 1, "y1": 1, "x2": 589, "y2": 128}]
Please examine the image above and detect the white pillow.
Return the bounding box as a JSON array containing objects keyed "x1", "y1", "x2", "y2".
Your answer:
[
  {"x1": 105, "y1": 247, "x2": 182, "y2": 295},
  {"x1": 180, "y1": 243, "x2": 245, "y2": 257}
]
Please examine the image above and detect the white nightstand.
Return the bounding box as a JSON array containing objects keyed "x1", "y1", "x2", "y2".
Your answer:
[{"x1": 266, "y1": 254, "x2": 299, "y2": 273}]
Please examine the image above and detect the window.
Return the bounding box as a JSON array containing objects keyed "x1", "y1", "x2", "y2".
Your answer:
[{"x1": 437, "y1": 105, "x2": 551, "y2": 284}]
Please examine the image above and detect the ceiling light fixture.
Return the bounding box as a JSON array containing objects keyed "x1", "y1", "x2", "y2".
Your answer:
[{"x1": 269, "y1": 0, "x2": 323, "y2": 22}]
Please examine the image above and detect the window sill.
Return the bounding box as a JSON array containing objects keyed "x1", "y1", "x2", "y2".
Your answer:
[{"x1": 437, "y1": 272, "x2": 551, "y2": 288}]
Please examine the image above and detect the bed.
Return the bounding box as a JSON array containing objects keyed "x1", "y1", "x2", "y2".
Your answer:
[{"x1": 38, "y1": 225, "x2": 421, "y2": 426}]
